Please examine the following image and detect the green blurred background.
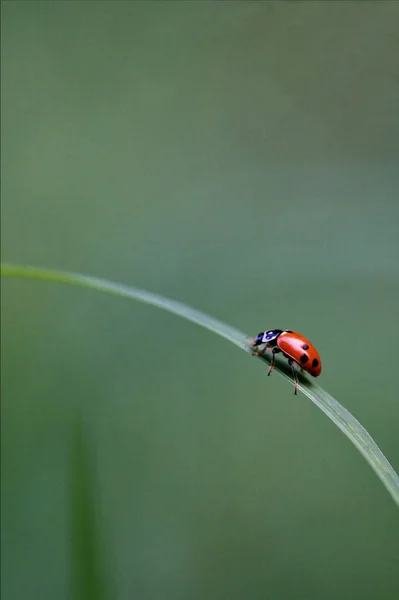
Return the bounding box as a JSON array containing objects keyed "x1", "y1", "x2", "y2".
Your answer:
[{"x1": 2, "y1": 2, "x2": 399, "y2": 599}]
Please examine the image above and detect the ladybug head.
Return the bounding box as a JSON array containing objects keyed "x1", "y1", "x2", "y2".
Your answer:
[{"x1": 252, "y1": 329, "x2": 282, "y2": 346}]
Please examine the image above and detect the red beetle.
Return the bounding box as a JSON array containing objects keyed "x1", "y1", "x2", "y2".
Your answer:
[{"x1": 251, "y1": 329, "x2": 322, "y2": 394}]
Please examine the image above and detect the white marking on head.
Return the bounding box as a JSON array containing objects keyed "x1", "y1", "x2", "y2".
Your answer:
[{"x1": 262, "y1": 330, "x2": 277, "y2": 343}]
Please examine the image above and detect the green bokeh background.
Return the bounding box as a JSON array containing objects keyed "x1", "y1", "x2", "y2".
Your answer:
[{"x1": 2, "y1": 2, "x2": 399, "y2": 599}]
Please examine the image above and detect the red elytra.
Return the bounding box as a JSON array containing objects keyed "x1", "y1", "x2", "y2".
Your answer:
[{"x1": 251, "y1": 329, "x2": 322, "y2": 394}]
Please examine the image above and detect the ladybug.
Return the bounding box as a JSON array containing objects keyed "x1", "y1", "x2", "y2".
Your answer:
[{"x1": 251, "y1": 329, "x2": 322, "y2": 394}]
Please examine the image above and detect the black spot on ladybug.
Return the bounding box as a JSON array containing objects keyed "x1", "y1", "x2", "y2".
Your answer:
[
  {"x1": 300, "y1": 354, "x2": 309, "y2": 364},
  {"x1": 286, "y1": 330, "x2": 293, "y2": 333},
  {"x1": 302, "y1": 344, "x2": 309, "y2": 350},
  {"x1": 312, "y1": 358, "x2": 319, "y2": 368}
]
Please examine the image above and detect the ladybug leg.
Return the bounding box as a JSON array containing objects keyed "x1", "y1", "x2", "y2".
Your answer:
[
  {"x1": 267, "y1": 347, "x2": 279, "y2": 376},
  {"x1": 288, "y1": 358, "x2": 299, "y2": 395},
  {"x1": 252, "y1": 343, "x2": 269, "y2": 357}
]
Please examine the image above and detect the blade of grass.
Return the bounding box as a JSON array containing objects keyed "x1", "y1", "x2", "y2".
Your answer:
[
  {"x1": 2, "y1": 262, "x2": 399, "y2": 508},
  {"x1": 69, "y1": 411, "x2": 109, "y2": 600}
]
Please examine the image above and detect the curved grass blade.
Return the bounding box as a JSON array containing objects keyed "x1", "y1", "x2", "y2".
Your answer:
[{"x1": 2, "y1": 262, "x2": 399, "y2": 508}]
